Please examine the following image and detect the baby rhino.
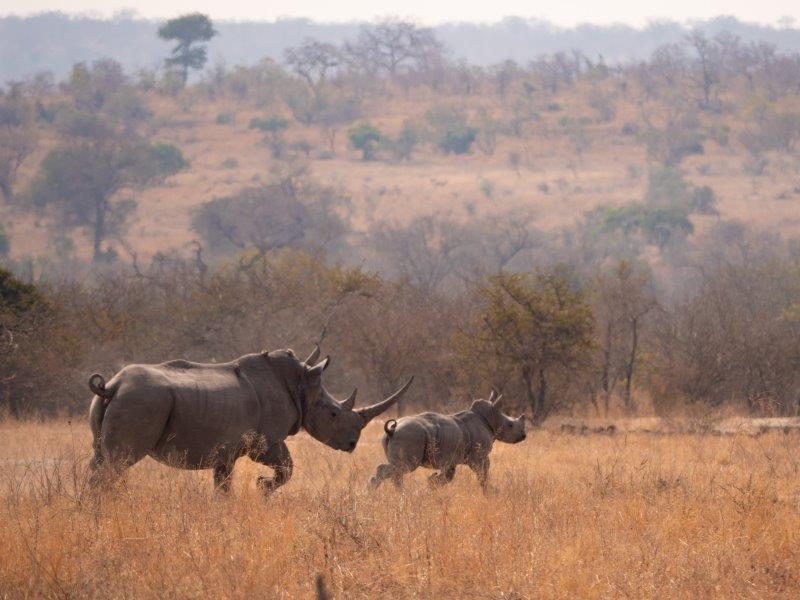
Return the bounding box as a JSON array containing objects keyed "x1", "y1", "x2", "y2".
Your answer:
[{"x1": 370, "y1": 390, "x2": 526, "y2": 490}]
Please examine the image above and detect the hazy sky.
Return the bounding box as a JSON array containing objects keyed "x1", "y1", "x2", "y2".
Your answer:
[{"x1": 0, "y1": 0, "x2": 797, "y2": 27}]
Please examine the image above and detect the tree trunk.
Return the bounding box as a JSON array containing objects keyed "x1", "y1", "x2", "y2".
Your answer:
[
  {"x1": 0, "y1": 179, "x2": 12, "y2": 203},
  {"x1": 536, "y1": 368, "x2": 548, "y2": 424},
  {"x1": 601, "y1": 321, "x2": 612, "y2": 414},
  {"x1": 624, "y1": 316, "x2": 638, "y2": 412},
  {"x1": 522, "y1": 367, "x2": 536, "y2": 422},
  {"x1": 93, "y1": 198, "x2": 106, "y2": 262}
]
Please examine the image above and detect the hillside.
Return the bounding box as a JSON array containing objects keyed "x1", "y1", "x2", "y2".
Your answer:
[{"x1": 5, "y1": 81, "x2": 800, "y2": 263}]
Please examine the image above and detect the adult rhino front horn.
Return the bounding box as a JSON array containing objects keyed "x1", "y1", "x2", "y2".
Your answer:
[{"x1": 88, "y1": 346, "x2": 413, "y2": 494}]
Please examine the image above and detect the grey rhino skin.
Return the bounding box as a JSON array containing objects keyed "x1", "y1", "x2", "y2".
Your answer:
[
  {"x1": 370, "y1": 390, "x2": 526, "y2": 490},
  {"x1": 88, "y1": 345, "x2": 413, "y2": 493}
]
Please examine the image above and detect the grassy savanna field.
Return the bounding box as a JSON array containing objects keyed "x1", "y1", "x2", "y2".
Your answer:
[{"x1": 1, "y1": 419, "x2": 799, "y2": 598}]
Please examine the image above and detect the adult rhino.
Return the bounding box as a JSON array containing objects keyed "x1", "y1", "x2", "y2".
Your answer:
[{"x1": 88, "y1": 346, "x2": 413, "y2": 493}]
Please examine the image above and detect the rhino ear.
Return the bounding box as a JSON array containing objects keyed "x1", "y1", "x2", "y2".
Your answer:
[
  {"x1": 306, "y1": 356, "x2": 330, "y2": 385},
  {"x1": 304, "y1": 344, "x2": 320, "y2": 365},
  {"x1": 492, "y1": 393, "x2": 504, "y2": 409}
]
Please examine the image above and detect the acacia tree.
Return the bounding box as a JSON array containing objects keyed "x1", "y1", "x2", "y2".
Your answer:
[
  {"x1": 28, "y1": 136, "x2": 181, "y2": 261},
  {"x1": 459, "y1": 269, "x2": 594, "y2": 424},
  {"x1": 348, "y1": 122, "x2": 383, "y2": 160},
  {"x1": 284, "y1": 39, "x2": 341, "y2": 97},
  {"x1": 346, "y1": 19, "x2": 443, "y2": 83},
  {"x1": 191, "y1": 182, "x2": 349, "y2": 256},
  {"x1": 158, "y1": 13, "x2": 217, "y2": 87},
  {"x1": 0, "y1": 99, "x2": 37, "y2": 203}
]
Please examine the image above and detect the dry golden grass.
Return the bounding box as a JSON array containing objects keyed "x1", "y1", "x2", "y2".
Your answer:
[{"x1": 1, "y1": 419, "x2": 799, "y2": 598}]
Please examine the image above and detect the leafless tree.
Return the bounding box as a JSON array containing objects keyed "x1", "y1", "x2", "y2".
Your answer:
[
  {"x1": 686, "y1": 31, "x2": 718, "y2": 108},
  {"x1": 346, "y1": 19, "x2": 444, "y2": 83},
  {"x1": 0, "y1": 98, "x2": 37, "y2": 202},
  {"x1": 284, "y1": 39, "x2": 342, "y2": 96},
  {"x1": 594, "y1": 260, "x2": 657, "y2": 413}
]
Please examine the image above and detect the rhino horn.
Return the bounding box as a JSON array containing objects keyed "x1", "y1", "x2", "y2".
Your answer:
[
  {"x1": 340, "y1": 388, "x2": 357, "y2": 410},
  {"x1": 304, "y1": 344, "x2": 321, "y2": 365},
  {"x1": 355, "y1": 376, "x2": 414, "y2": 425},
  {"x1": 306, "y1": 356, "x2": 330, "y2": 385}
]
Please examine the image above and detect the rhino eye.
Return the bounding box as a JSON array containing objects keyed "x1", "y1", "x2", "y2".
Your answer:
[{"x1": 330, "y1": 410, "x2": 337, "y2": 418}]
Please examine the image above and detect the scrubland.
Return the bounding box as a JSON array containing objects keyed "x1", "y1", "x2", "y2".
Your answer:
[
  {"x1": 1, "y1": 420, "x2": 799, "y2": 598},
  {"x1": 4, "y1": 20, "x2": 800, "y2": 597}
]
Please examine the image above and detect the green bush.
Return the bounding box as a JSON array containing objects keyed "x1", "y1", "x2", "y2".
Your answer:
[
  {"x1": 348, "y1": 122, "x2": 383, "y2": 160},
  {"x1": 0, "y1": 266, "x2": 44, "y2": 315},
  {"x1": 150, "y1": 142, "x2": 189, "y2": 175},
  {"x1": 689, "y1": 186, "x2": 718, "y2": 215},
  {"x1": 425, "y1": 107, "x2": 477, "y2": 155},
  {"x1": 439, "y1": 127, "x2": 477, "y2": 154},
  {"x1": 390, "y1": 121, "x2": 420, "y2": 161},
  {"x1": 249, "y1": 116, "x2": 290, "y2": 133}
]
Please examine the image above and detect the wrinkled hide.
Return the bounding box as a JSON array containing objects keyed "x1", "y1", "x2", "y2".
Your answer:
[
  {"x1": 88, "y1": 347, "x2": 413, "y2": 494},
  {"x1": 370, "y1": 391, "x2": 526, "y2": 490}
]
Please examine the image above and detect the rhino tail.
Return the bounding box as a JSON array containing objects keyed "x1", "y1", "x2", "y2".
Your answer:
[
  {"x1": 384, "y1": 419, "x2": 398, "y2": 436},
  {"x1": 89, "y1": 373, "x2": 115, "y2": 402}
]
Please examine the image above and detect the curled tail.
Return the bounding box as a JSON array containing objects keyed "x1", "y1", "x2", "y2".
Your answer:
[
  {"x1": 89, "y1": 373, "x2": 114, "y2": 401},
  {"x1": 89, "y1": 373, "x2": 115, "y2": 471},
  {"x1": 384, "y1": 419, "x2": 398, "y2": 436}
]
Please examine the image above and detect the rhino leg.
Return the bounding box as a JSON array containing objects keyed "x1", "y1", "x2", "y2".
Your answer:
[
  {"x1": 369, "y1": 463, "x2": 406, "y2": 489},
  {"x1": 91, "y1": 390, "x2": 172, "y2": 487},
  {"x1": 213, "y1": 463, "x2": 234, "y2": 493},
  {"x1": 253, "y1": 442, "x2": 293, "y2": 495},
  {"x1": 428, "y1": 465, "x2": 456, "y2": 487},
  {"x1": 469, "y1": 457, "x2": 490, "y2": 491}
]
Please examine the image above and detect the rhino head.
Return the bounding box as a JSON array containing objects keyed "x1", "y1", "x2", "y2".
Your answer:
[
  {"x1": 299, "y1": 346, "x2": 414, "y2": 452},
  {"x1": 471, "y1": 390, "x2": 527, "y2": 444}
]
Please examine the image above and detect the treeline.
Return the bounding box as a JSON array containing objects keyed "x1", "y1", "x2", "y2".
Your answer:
[
  {"x1": 3, "y1": 12, "x2": 800, "y2": 82},
  {"x1": 3, "y1": 217, "x2": 800, "y2": 420}
]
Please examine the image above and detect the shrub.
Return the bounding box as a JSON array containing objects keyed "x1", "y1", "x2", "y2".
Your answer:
[
  {"x1": 150, "y1": 142, "x2": 189, "y2": 175},
  {"x1": 348, "y1": 122, "x2": 383, "y2": 160},
  {"x1": 250, "y1": 116, "x2": 291, "y2": 158},
  {"x1": 689, "y1": 186, "x2": 718, "y2": 215},
  {"x1": 439, "y1": 127, "x2": 477, "y2": 155},
  {"x1": 390, "y1": 120, "x2": 420, "y2": 161},
  {"x1": 425, "y1": 107, "x2": 477, "y2": 155},
  {"x1": 249, "y1": 116, "x2": 290, "y2": 133},
  {"x1": 215, "y1": 112, "x2": 235, "y2": 125},
  {"x1": 290, "y1": 139, "x2": 313, "y2": 157}
]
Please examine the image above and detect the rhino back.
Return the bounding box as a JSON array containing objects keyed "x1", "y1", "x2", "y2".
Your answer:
[
  {"x1": 143, "y1": 362, "x2": 264, "y2": 467},
  {"x1": 390, "y1": 413, "x2": 465, "y2": 469}
]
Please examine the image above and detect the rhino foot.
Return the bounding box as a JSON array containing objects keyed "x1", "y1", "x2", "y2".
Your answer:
[{"x1": 257, "y1": 475, "x2": 287, "y2": 496}]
